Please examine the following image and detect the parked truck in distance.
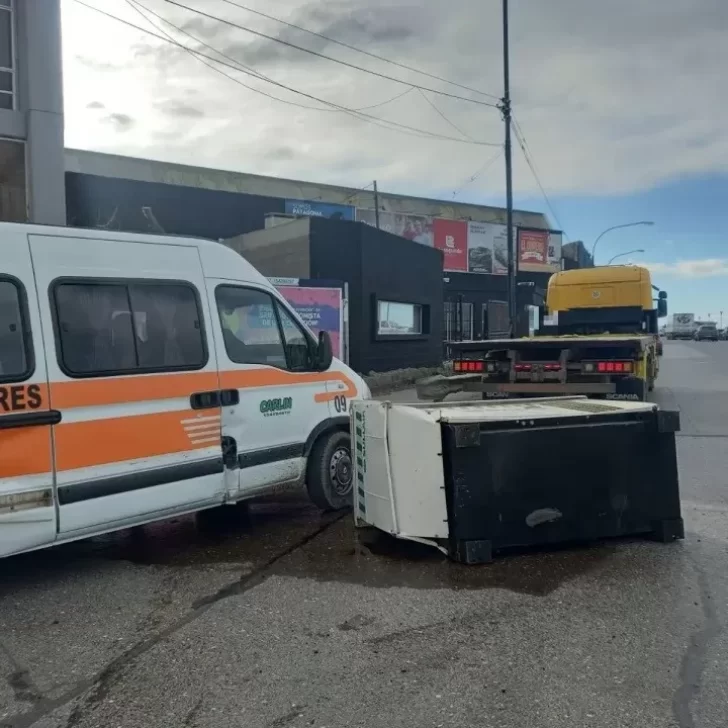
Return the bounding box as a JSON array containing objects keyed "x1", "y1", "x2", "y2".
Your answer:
[
  {"x1": 664, "y1": 313, "x2": 695, "y2": 340},
  {"x1": 418, "y1": 265, "x2": 667, "y2": 403}
]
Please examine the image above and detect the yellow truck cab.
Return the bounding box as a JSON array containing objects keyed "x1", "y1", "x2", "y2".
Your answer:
[{"x1": 545, "y1": 265, "x2": 666, "y2": 337}]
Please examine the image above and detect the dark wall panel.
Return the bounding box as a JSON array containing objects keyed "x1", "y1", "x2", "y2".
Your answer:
[
  {"x1": 308, "y1": 218, "x2": 364, "y2": 370},
  {"x1": 310, "y1": 220, "x2": 444, "y2": 373},
  {"x1": 444, "y1": 270, "x2": 551, "y2": 339},
  {"x1": 358, "y1": 224, "x2": 444, "y2": 372},
  {"x1": 65, "y1": 172, "x2": 284, "y2": 240}
]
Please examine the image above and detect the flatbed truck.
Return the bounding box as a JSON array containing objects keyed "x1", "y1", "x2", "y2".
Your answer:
[{"x1": 419, "y1": 265, "x2": 667, "y2": 403}]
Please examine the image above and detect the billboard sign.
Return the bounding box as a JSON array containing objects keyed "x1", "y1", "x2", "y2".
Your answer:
[
  {"x1": 357, "y1": 209, "x2": 434, "y2": 246},
  {"x1": 467, "y1": 221, "x2": 509, "y2": 275},
  {"x1": 285, "y1": 199, "x2": 355, "y2": 221},
  {"x1": 518, "y1": 228, "x2": 562, "y2": 273},
  {"x1": 434, "y1": 218, "x2": 468, "y2": 271},
  {"x1": 276, "y1": 285, "x2": 344, "y2": 360}
]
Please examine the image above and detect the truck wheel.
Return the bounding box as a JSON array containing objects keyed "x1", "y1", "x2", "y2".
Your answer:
[{"x1": 306, "y1": 430, "x2": 353, "y2": 511}]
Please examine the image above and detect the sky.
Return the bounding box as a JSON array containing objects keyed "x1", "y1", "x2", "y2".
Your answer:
[{"x1": 62, "y1": 0, "x2": 728, "y2": 320}]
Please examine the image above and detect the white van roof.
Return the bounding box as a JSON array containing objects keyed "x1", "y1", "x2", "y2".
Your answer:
[{"x1": 0, "y1": 222, "x2": 272, "y2": 288}]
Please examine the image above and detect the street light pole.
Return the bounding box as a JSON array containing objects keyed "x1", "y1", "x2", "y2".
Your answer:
[
  {"x1": 592, "y1": 221, "x2": 655, "y2": 263},
  {"x1": 501, "y1": 0, "x2": 516, "y2": 337},
  {"x1": 608, "y1": 249, "x2": 645, "y2": 265}
]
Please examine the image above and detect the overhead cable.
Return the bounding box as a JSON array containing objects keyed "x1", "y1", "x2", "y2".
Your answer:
[
  {"x1": 73, "y1": 1, "x2": 501, "y2": 146},
  {"x1": 160, "y1": 0, "x2": 500, "y2": 109},
  {"x1": 215, "y1": 0, "x2": 502, "y2": 102}
]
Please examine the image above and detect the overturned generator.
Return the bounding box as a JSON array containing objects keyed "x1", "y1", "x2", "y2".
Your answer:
[{"x1": 351, "y1": 397, "x2": 683, "y2": 564}]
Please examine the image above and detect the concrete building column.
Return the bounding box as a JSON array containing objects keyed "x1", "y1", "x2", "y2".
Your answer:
[{"x1": 0, "y1": 0, "x2": 66, "y2": 225}]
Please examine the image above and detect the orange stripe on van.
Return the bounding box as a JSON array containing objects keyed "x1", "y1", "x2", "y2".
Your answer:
[
  {"x1": 219, "y1": 369, "x2": 357, "y2": 402},
  {"x1": 54, "y1": 409, "x2": 220, "y2": 472},
  {"x1": 50, "y1": 368, "x2": 356, "y2": 408},
  {"x1": 51, "y1": 372, "x2": 219, "y2": 409},
  {"x1": 0, "y1": 428, "x2": 53, "y2": 478}
]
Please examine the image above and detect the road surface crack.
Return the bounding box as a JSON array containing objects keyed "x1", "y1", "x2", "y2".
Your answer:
[
  {"x1": 4, "y1": 513, "x2": 345, "y2": 728},
  {"x1": 671, "y1": 552, "x2": 722, "y2": 728}
]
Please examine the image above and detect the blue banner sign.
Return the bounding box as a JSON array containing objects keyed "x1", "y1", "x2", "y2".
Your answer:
[{"x1": 285, "y1": 199, "x2": 355, "y2": 221}]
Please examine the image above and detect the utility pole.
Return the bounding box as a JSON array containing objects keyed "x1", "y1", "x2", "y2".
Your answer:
[
  {"x1": 373, "y1": 180, "x2": 380, "y2": 229},
  {"x1": 501, "y1": 0, "x2": 516, "y2": 337}
]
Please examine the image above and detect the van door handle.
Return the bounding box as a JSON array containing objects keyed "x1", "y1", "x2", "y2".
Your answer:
[
  {"x1": 0, "y1": 410, "x2": 62, "y2": 430},
  {"x1": 190, "y1": 390, "x2": 221, "y2": 410},
  {"x1": 220, "y1": 389, "x2": 239, "y2": 406}
]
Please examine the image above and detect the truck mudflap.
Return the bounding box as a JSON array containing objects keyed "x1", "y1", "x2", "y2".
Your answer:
[
  {"x1": 352, "y1": 398, "x2": 683, "y2": 564},
  {"x1": 416, "y1": 374, "x2": 647, "y2": 402}
]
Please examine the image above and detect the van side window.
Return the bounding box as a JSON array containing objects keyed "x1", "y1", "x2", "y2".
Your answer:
[
  {"x1": 54, "y1": 280, "x2": 207, "y2": 377},
  {"x1": 216, "y1": 286, "x2": 313, "y2": 371},
  {"x1": 0, "y1": 278, "x2": 32, "y2": 383}
]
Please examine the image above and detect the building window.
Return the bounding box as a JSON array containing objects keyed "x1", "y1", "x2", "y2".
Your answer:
[
  {"x1": 444, "y1": 301, "x2": 473, "y2": 341},
  {"x1": 216, "y1": 285, "x2": 314, "y2": 371},
  {"x1": 53, "y1": 280, "x2": 207, "y2": 377},
  {"x1": 377, "y1": 301, "x2": 423, "y2": 336},
  {"x1": 0, "y1": 277, "x2": 32, "y2": 382},
  {"x1": 0, "y1": 0, "x2": 13, "y2": 111},
  {"x1": 0, "y1": 138, "x2": 25, "y2": 222}
]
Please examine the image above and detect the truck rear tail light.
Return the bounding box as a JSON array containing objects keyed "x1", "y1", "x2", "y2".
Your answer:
[
  {"x1": 594, "y1": 361, "x2": 633, "y2": 374},
  {"x1": 514, "y1": 363, "x2": 533, "y2": 372},
  {"x1": 454, "y1": 360, "x2": 485, "y2": 373},
  {"x1": 543, "y1": 363, "x2": 561, "y2": 372}
]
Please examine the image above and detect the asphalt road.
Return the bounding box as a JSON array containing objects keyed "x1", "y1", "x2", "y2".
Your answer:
[{"x1": 1, "y1": 340, "x2": 727, "y2": 728}]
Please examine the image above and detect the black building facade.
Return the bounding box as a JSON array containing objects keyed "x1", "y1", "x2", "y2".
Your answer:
[
  {"x1": 230, "y1": 217, "x2": 444, "y2": 373},
  {"x1": 66, "y1": 172, "x2": 284, "y2": 239}
]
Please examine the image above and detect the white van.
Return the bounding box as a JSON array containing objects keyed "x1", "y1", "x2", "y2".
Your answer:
[{"x1": 0, "y1": 223, "x2": 370, "y2": 559}]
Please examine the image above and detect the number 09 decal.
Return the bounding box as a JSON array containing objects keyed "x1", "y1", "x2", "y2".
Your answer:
[{"x1": 333, "y1": 395, "x2": 347, "y2": 413}]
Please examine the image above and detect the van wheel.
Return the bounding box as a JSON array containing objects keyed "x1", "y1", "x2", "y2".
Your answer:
[{"x1": 306, "y1": 430, "x2": 353, "y2": 511}]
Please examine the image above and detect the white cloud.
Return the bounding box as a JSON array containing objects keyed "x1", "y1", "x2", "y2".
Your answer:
[
  {"x1": 61, "y1": 0, "x2": 728, "y2": 198},
  {"x1": 645, "y1": 259, "x2": 728, "y2": 278}
]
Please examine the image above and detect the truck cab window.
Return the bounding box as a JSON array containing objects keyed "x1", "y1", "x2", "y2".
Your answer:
[{"x1": 0, "y1": 279, "x2": 31, "y2": 382}]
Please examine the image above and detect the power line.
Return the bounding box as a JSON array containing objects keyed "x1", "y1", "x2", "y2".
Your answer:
[
  {"x1": 452, "y1": 148, "x2": 503, "y2": 199},
  {"x1": 215, "y1": 0, "x2": 502, "y2": 102},
  {"x1": 73, "y1": 1, "x2": 500, "y2": 146},
  {"x1": 511, "y1": 115, "x2": 569, "y2": 238},
  {"x1": 160, "y1": 0, "x2": 500, "y2": 109},
  {"x1": 129, "y1": 0, "x2": 416, "y2": 113},
  {"x1": 417, "y1": 89, "x2": 475, "y2": 142}
]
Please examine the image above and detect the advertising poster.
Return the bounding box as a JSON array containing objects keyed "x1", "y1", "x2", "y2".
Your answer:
[
  {"x1": 357, "y1": 209, "x2": 434, "y2": 246},
  {"x1": 285, "y1": 199, "x2": 355, "y2": 221},
  {"x1": 467, "y1": 221, "x2": 509, "y2": 275},
  {"x1": 277, "y1": 286, "x2": 343, "y2": 360},
  {"x1": 547, "y1": 231, "x2": 563, "y2": 269},
  {"x1": 518, "y1": 228, "x2": 563, "y2": 273},
  {"x1": 433, "y1": 218, "x2": 468, "y2": 271}
]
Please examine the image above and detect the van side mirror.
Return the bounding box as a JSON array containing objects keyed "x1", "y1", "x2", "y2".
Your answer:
[
  {"x1": 658, "y1": 290, "x2": 667, "y2": 300},
  {"x1": 316, "y1": 331, "x2": 333, "y2": 371},
  {"x1": 657, "y1": 298, "x2": 668, "y2": 318}
]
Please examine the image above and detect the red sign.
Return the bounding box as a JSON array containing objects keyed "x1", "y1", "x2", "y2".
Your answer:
[
  {"x1": 518, "y1": 229, "x2": 549, "y2": 272},
  {"x1": 433, "y1": 219, "x2": 468, "y2": 271}
]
